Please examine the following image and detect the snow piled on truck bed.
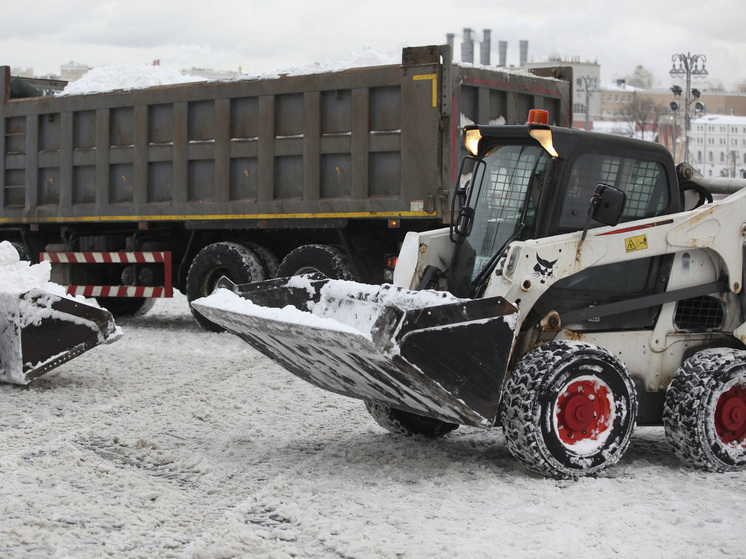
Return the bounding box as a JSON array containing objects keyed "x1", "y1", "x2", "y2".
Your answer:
[
  {"x1": 58, "y1": 46, "x2": 402, "y2": 95},
  {"x1": 57, "y1": 45, "x2": 544, "y2": 96},
  {"x1": 58, "y1": 63, "x2": 207, "y2": 96},
  {"x1": 1, "y1": 293, "x2": 745, "y2": 557}
]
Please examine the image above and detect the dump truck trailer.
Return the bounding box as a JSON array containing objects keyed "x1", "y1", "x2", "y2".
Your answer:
[
  {"x1": 0, "y1": 45, "x2": 571, "y2": 328},
  {"x1": 194, "y1": 112, "x2": 746, "y2": 478}
]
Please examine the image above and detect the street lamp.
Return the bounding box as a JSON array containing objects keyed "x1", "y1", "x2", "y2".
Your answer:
[
  {"x1": 670, "y1": 86, "x2": 706, "y2": 164},
  {"x1": 577, "y1": 76, "x2": 598, "y2": 131},
  {"x1": 670, "y1": 52, "x2": 708, "y2": 163}
]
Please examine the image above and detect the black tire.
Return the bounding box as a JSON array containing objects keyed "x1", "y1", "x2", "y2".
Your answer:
[
  {"x1": 96, "y1": 297, "x2": 156, "y2": 317},
  {"x1": 501, "y1": 340, "x2": 637, "y2": 479},
  {"x1": 276, "y1": 244, "x2": 357, "y2": 280},
  {"x1": 9, "y1": 241, "x2": 30, "y2": 261},
  {"x1": 246, "y1": 242, "x2": 280, "y2": 279},
  {"x1": 365, "y1": 401, "x2": 459, "y2": 437},
  {"x1": 663, "y1": 348, "x2": 746, "y2": 472},
  {"x1": 187, "y1": 242, "x2": 266, "y2": 331}
]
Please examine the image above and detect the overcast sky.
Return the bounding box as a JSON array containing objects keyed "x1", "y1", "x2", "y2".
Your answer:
[{"x1": 4, "y1": 0, "x2": 745, "y2": 90}]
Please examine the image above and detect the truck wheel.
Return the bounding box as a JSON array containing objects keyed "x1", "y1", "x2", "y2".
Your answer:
[
  {"x1": 501, "y1": 341, "x2": 637, "y2": 479},
  {"x1": 663, "y1": 348, "x2": 746, "y2": 472},
  {"x1": 9, "y1": 241, "x2": 30, "y2": 261},
  {"x1": 187, "y1": 242, "x2": 266, "y2": 331},
  {"x1": 276, "y1": 244, "x2": 357, "y2": 280},
  {"x1": 365, "y1": 401, "x2": 458, "y2": 437},
  {"x1": 246, "y1": 242, "x2": 280, "y2": 279},
  {"x1": 96, "y1": 297, "x2": 156, "y2": 317}
]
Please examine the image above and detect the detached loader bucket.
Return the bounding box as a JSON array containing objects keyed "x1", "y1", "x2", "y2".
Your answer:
[
  {"x1": 192, "y1": 275, "x2": 518, "y2": 427},
  {"x1": 0, "y1": 288, "x2": 121, "y2": 384}
]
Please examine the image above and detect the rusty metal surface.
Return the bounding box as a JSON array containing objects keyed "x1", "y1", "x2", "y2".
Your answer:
[{"x1": 0, "y1": 47, "x2": 570, "y2": 225}]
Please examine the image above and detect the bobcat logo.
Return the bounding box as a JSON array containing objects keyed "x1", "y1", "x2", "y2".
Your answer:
[{"x1": 533, "y1": 255, "x2": 558, "y2": 284}]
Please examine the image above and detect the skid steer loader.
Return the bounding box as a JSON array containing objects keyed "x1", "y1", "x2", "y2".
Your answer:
[
  {"x1": 192, "y1": 110, "x2": 746, "y2": 478},
  {"x1": 0, "y1": 242, "x2": 121, "y2": 384}
]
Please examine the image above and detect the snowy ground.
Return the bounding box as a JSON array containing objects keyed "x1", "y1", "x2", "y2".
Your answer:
[{"x1": 1, "y1": 293, "x2": 745, "y2": 558}]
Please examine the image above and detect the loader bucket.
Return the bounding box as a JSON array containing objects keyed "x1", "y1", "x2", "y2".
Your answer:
[
  {"x1": 192, "y1": 275, "x2": 518, "y2": 427},
  {"x1": 0, "y1": 288, "x2": 121, "y2": 384}
]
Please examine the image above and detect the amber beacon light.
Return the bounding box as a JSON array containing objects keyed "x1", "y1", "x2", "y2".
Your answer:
[{"x1": 527, "y1": 109, "x2": 549, "y2": 125}]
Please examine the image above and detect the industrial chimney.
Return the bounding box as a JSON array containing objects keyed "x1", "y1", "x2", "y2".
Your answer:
[
  {"x1": 519, "y1": 40, "x2": 528, "y2": 67},
  {"x1": 498, "y1": 41, "x2": 508, "y2": 67},
  {"x1": 480, "y1": 29, "x2": 491, "y2": 66},
  {"x1": 461, "y1": 28, "x2": 474, "y2": 64}
]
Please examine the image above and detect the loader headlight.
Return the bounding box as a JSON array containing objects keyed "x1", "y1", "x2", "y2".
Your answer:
[
  {"x1": 503, "y1": 245, "x2": 521, "y2": 279},
  {"x1": 529, "y1": 128, "x2": 559, "y2": 158},
  {"x1": 464, "y1": 128, "x2": 482, "y2": 156}
]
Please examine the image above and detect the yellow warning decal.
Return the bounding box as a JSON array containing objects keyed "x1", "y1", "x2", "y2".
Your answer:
[
  {"x1": 413, "y1": 74, "x2": 437, "y2": 107},
  {"x1": 625, "y1": 234, "x2": 648, "y2": 253}
]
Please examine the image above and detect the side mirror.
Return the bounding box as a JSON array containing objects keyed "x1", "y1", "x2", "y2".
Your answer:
[
  {"x1": 451, "y1": 205, "x2": 475, "y2": 241},
  {"x1": 590, "y1": 184, "x2": 626, "y2": 226},
  {"x1": 580, "y1": 184, "x2": 626, "y2": 243}
]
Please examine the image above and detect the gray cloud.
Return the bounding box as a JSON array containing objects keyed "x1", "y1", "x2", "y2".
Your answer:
[{"x1": 3, "y1": 0, "x2": 745, "y2": 88}]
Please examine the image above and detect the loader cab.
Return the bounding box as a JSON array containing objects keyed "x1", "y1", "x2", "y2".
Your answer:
[
  {"x1": 449, "y1": 126, "x2": 553, "y2": 297},
  {"x1": 451, "y1": 119, "x2": 680, "y2": 331}
]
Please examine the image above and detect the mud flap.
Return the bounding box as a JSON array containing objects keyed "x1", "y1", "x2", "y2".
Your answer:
[
  {"x1": 0, "y1": 288, "x2": 121, "y2": 384},
  {"x1": 192, "y1": 275, "x2": 518, "y2": 427}
]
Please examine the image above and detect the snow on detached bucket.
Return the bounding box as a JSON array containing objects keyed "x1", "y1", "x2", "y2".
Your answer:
[
  {"x1": 0, "y1": 241, "x2": 62, "y2": 296},
  {"x1": 0, "y1": 241, "x2": 122, "y2": 384}
]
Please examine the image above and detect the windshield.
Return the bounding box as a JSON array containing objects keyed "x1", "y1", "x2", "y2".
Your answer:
[{"x1": 450, "y1": 144, "x2": 549, "y2": 297}]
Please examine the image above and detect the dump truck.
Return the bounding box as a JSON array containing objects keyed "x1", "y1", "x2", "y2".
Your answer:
[
  {"x1": 0, "y1": 240, "x2": 120, "y2": 384},
  {"x1": 193, "y1": 110, "x2": 746, "y2": 478},
  {"x1": 0, "y1": 46, "x2": 571, "y2": 329}
]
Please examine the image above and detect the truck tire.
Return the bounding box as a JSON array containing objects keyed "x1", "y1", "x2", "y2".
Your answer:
[
  {"x1": 9, "y1": 241, "x2": 30, "y2": 261},
  {"x1": 663, "y1": 347, "x2": 746, "y2": 472},
  {"x1": 276, "y1": 244, "x2": 357, "y2": 280},
  {"x1": 246, "y1": 242, "x2": 280, "y2": 279},
  {"x1": 500, "y1": 340, "x2": 637, "y2": 479},
  {"x1": 365, "y1": 401, "x2": 458, "y2": 437},
  {"x1": 187, "y1": 242, "x2": 266, "y2": 331}
]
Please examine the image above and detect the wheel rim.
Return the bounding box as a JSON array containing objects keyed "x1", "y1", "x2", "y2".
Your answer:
[
  {"x1": 715, "y1": 384, "x2": 746, "y2": 444},
  {"x1": 199, "y1": 267, "x2": 227, "y2": 296},
  {"x1": 555, "y1": 378, "x2": 613, "y2": 446},
  {"x1": 293, "y1": 265, "x2": 321, "y2": 275}
]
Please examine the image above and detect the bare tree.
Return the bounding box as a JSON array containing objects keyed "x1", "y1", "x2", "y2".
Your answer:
[{"x1": 621, "y1": 94, "x2": 662, "y2": 142}]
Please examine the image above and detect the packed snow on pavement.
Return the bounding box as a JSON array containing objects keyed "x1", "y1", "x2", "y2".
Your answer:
[
  {"x1": 5, "y1": 52, "x2": 746, "y2": 558},
  {"x1": 1, "y1": 293, "x2": 745, "y2": 558}
]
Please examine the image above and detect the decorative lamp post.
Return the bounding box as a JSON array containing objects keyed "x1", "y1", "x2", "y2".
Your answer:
[
  {"x1": 577, "y1": 76, "x2": 598, "y2": 131},
  {"x1": 669, "y1": 85, "x2": 682, "y2": 162},
  {"x1": 670, "y1": 53, "x2": 708, "y2": 163}
]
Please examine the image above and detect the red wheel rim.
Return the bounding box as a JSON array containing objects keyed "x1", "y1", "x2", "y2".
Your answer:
[
  {"x1": 715, "y1": 385, "x2": 746, "y2": 444},
  {"x1": 556, "y1": 378, "x2": 612, "y2": 445}
]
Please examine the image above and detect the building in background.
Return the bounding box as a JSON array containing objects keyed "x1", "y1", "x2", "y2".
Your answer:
[
  {"x1": 524, "y1": 58, "x2": 601, "y2": 128},
  {"x1": 686, "y1": 115, "x2": 746, "y2": 177},
  {"x1": 11, "y1": 67, "x2": 34, "y2": 78},
  {"x1": 60, "y1": 62, "x2": 91, "y2": 82}
]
